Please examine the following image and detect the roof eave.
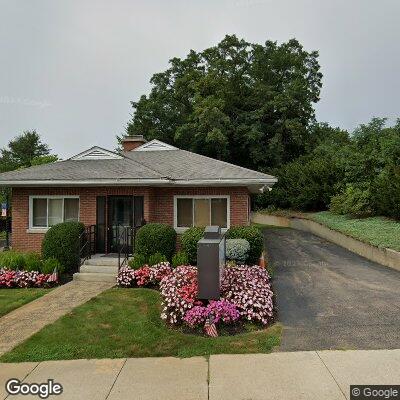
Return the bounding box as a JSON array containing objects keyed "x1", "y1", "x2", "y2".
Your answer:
[{"x1": 0, "y1": 177, "x2": 277, "y2": 188}]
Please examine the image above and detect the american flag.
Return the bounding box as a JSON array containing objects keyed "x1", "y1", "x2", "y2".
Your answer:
[
  {"x1": 47, "y1": 267, "x2": 58, "y2": 283},
  {"x1": 204, "y1": 316, "x2": 218, "y2": 337}
]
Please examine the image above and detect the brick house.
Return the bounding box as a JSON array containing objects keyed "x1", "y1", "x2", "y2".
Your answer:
[{"x1": 0, "y1": 136, "x2": 276, "y2": 254}]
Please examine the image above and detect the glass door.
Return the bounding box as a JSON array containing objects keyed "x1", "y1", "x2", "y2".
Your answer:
[{"x1": 107, "y1": 196, "x2": 133, "y2": 253}]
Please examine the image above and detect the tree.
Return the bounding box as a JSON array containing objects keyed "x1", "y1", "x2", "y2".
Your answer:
[
  {"x1": 126, "y1": 35, "x2": 322, "y2": 170},
  {"x1": 0, "y1": 130, "x2": 57, "y2": 172}
]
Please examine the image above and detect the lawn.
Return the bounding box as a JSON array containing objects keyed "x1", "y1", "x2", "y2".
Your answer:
[
  {"x1": 0, "y1": 288, "x2": 281, "y2": 362},
  {"x1": 309, "y1": 211, "x2": 400, "y2": 251},
  {"x1": 0, "y1": 288, "x2": 51, "y2": 318}
]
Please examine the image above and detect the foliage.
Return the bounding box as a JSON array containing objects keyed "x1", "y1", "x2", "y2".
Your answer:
[
  {"x1": 0, "y1": 251, "x2": 26, "y2": 270},
  {"x1": 183, "y1": 299, "x2": 240, "y2": 328},
  {"x1": 172, "y1": 251, "x2": 189, "y2": 268},
  {"x1": 0, "y1": 268, "x2": 55, "y2": 288},
  {"x1": 148, "y1": 253, "x2": 167, "y2": 266},
  {"x1": 126, "y1": 35, "x2": 322, "y2": 171},
  {"x1": 0, "y1": 130, "x2": 56, "y2": 173},
  {"x1": 24, "y1": 253, "x2": 44, "y2": 272},
  {"x1": 128, "y1": 253, "x2": 147, "y2": 270},
  {"x1": 221, "y1": 265, "x2": 274, "y2": 325},
  {"x1": 117, "y1": 262, "x2": 172, "y2": 288},
  {"x1": 226, "y1": 239, "x2": 250, "y2": 263},
  {"x1": 135, "y1": 223, "x2": 176, "y2": 260},
  {"x1": 329, "y1": 184, "x2": 372, "y2": 217},
  {"x1": 226, "y1": 226, "x2": 263, "y2": 264},
  {"x1": 180, "y1": 227, "x2": 204, "y2": 264},
  {"x1": 159, "y1": 265, "x2": 199, "y2": 324},
  {"x1": 309, "y1": 211, "x2": 400, "y2": 251},
  {"x1": 0, "y1": 288, "x2": 282, "y2": 362},
  {"x1": 41, "y1": 257, "x2": 63, "y2": 275},
  {"x1": 258, "y1": 118, "x2": 400, "y2": 220},
  {"x1": 372, "y1": 166, "x2": 400, "y2": 220},
  {"x1": 42, "y1": 221, "x2": 85, "y2": 273}
]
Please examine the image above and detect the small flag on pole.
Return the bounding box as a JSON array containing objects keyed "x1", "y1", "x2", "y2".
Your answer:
[
  {"x1": 204, "y1": 316, "x2": 218, "y2": 337},
  {"x1": 47, "y1": 267, "x2": 58, "y2": 283}
]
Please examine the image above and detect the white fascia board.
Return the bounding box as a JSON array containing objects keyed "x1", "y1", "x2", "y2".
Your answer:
[{"x1": 0, "y1": 177, "x2": 277, "y2": 187}]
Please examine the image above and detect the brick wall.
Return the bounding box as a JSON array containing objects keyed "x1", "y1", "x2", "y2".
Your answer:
[{"x1": 11, "y1": 186, "x2": 250, "y2": 253}]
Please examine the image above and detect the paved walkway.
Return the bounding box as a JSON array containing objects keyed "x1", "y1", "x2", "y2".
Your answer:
[
  {"x1": 0, "y1": 281, "x2": 114, "y2": 356},
  {"x1": 1, "y1": 349, "x2": 399, "y2": 399},
  {"x1": 264, "y1": 228, "x2": 400, "y2": 351}
]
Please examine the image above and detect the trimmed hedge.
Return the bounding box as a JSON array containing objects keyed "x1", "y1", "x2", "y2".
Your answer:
[
  {"x1": 180, "y1": 227, "x2": 205, "y2": 265},
  {"x1": 226, "y1": 226, "x2": 263, "y2": 264},
  {"x1": 42, "y1": 221, "x2": 85, "y2": 273},
  {"x1": 135, "y1": 223, "x2": 176, "y2": 260}
]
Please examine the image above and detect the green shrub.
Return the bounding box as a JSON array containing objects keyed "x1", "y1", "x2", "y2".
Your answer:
[
  {"x1": 41, "y1": 257, "x2": 63, "y2": 274},
  {"x1": 24, "y1": 253, "x2": 44, "y2": 272},
  {"x1": 42, "y1": 221, "x2": 85, "y2": 273},
  {"x1": 180, "y1": 227, "x2": 205, "y2": 265},
  {"x1": 0, "y1": 251, "x2": 26, "y2": 270},
  {"x1": 172, "y1": 251, "x2": 189, "y2": 268},
  {"x1": 226, "y1": 239, "x2": 250, "y2": 264},
  {"x1": 329, "y1": 185, "x2": 372, "y2": 218},
  {"x1": 128, "y1": 253, "x2": 147, "y2": 270},
  {"x1": 148, "y1": 252, "x2": 167, "y2": 266},
  {"x1": 135, "y1": 223, "x2": 176, "y2": 260},
  {"x1": 226, "y1": 226, "x2": 263, "y2": 264},
  {"x1": 372, "y1": 166, "x2": 400, "y2": 220}
]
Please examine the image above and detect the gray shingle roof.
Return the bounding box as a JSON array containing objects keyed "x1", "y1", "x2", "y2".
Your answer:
[{"x1": 0, "y1": 141, "x2": 276, "y2": 187}]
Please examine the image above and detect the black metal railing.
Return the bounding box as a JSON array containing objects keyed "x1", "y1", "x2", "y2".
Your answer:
[
  {"x1": 117, "y1": 222, "x2": 145, "y2": 270},
  {"x1": 79, "y1": 225, "x2": 96, "y2": 268}
]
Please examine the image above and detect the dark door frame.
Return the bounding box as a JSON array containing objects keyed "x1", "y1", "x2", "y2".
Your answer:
[{"x1": 95, "y1": 195, "x2": 144, "y2": 254}]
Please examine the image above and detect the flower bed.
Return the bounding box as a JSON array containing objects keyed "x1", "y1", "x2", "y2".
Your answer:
[
  {"x1": 117, "y1": 262, "x2": 274, "y2": 335},
  {"x1": 0, "y1": 268, "x2": 57, "y2": 288}
]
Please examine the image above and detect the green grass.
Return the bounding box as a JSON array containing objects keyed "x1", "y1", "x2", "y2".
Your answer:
[
  {"x1": 0, "y1": 288, "x2": 51, "y2": 318},
  {"x1": 309, "y1": 211, "x2": 400, "y2": 251},
  {"x1": 0, "y1": 288, "x2": 281, "y2": 362}
]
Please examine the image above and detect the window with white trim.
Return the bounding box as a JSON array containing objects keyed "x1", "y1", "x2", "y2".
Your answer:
[
  {"x1": 30, "y1": 196, "x2": 79, "y2": 228},
  {"x1": 174, "y1": 196, "x2": 229, "y2": 230}
]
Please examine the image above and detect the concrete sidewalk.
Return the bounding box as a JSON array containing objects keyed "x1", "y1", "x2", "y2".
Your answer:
[{"x1": 1, "y1": 349, "x2": 399, "y2": 400}]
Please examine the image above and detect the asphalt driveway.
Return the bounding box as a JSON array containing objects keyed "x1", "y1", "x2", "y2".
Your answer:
[{"x1": 264, "y1": 228, "x2": 400, "y2": 351}]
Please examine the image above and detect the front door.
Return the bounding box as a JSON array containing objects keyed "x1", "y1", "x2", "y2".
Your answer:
[{"x1": 106, "y1": 196, "x2": 144, "y2": 253}]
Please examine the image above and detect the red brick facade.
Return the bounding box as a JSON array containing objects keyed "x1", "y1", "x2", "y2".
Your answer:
[{"x1": 11, "y1": 186, "x2": 250, "y2": 253}]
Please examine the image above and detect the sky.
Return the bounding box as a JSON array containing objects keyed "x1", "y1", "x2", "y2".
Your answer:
[{"x1": 1, "y1": 0, "x2": 399, "y2": 159}]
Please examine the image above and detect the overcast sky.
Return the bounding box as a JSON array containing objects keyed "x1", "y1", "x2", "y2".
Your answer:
[{"x1": 1, "y1": 0, "x2": 399, "y2": 158}]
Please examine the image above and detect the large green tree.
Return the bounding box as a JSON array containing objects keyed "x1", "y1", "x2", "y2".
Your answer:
[
  {"x1": 126, "y1": 35, "x2": 322, "y2": 170},
  {"x1": 0, "y1": 130, "x2": 57, "y2": 173}
]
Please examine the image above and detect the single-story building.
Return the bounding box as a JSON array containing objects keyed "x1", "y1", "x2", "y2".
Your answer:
[{"x1": 0, "y1": 136, "x2": 276, "y2": 254}]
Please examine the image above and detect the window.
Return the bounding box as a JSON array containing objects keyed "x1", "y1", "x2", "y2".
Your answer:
[
  {"x1": 29, "y1": 196, "x2": 79, "y2": 229},
  {"x1": 174, "y1": 196, "x2": 229, "y2": 231}
]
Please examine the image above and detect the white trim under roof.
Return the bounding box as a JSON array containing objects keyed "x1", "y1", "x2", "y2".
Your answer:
[
  {"x1": 134, "y1": 139, "x2": 177, "y2": 151},
  {"x1": 70, "y1": 146, "x2": 123, "y2": 160}
]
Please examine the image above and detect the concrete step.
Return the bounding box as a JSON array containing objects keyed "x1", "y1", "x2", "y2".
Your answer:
[
  {"x1": 73, "y1": 272, "x2": 117, "y2": 283},
  {"x1": 84, "y1": 258, "x2": 119, "y2": 267},
  {"x1": 80, "y1": 265, "x2": 118, "y2": 274}
]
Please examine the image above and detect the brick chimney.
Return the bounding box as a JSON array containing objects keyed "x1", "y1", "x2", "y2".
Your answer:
[{"x1": 121, "y1": 135, "x2": 147, "y2": 151}]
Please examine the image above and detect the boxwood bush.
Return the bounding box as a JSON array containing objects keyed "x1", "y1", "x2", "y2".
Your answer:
[
  {"x1": 226, "y1": 226, "x2": 263, "y2": 264},
  {"x1": 135, "y1": 223, "x2": 176, "y2": 260},
  {"x1": 42, "y1": 221, "x2": 85, "y2": 273},
  {"x1": 180, "y1": 227, "x2": 205, "y2": 265}
]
